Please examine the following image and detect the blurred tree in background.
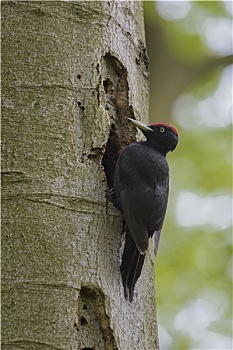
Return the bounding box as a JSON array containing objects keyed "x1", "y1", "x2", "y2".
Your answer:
[{"x1": 143, "y1": 1, "x2": 232, "y2": 349}]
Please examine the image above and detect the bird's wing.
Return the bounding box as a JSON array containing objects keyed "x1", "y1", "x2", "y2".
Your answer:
[
  {"x1": 120, "y1": 184, "x2": 168, "y2": 254},
  {"x1": 120, "y1": 189, "x2": 151, "y2": 253}
]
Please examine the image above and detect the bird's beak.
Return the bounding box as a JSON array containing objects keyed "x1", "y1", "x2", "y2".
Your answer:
[{"x1": 127, "y1": 118, "x2": 153, "y2": 132}]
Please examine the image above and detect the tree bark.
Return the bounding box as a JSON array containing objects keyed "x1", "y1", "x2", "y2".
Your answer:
[{"x1": 2, "y1": 1, "x2": 158, "y2": 349}]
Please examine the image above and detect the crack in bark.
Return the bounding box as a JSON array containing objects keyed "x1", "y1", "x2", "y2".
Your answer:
[
  {"x1": 1, "y1": 340, "x2": 63, "y2": 350},
  {"x1": 78, "y1": 287, "x2": 117, "y2": 350},
  {"x1": 1, "y1": 171, "x2": 30, "y2": 183},
  {"x1": 101, "y1": 53, "x2": 137, "y2": 190}
]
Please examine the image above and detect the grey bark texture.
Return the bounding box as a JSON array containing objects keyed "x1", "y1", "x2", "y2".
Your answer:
[{"x1": 2, "y1": 1, "x2": 159, "y2": 349}]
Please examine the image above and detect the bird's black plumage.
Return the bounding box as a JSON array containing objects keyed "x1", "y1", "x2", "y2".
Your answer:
[{"x1": 113, "y1": 118, "x2": 178, "y2": 301}]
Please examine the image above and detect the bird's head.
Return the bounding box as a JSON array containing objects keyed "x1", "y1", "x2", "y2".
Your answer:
[{"x1": 127, "y1": 118, "x2": 178, "y2": 155}]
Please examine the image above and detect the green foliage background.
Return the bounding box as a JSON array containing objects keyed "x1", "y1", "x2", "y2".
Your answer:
[{"x1": 143, "y1": 1, "x2": 232, "y2": 349}]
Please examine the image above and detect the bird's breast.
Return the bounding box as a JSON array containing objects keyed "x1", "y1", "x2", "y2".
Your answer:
[{"x1": 129, "y1": 143, "x2": 169, "y2": 184}]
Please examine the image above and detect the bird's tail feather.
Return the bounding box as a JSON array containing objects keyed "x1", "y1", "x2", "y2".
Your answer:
[{"x1": 120, "y1": 228, "x2": 145, "y2": 302}]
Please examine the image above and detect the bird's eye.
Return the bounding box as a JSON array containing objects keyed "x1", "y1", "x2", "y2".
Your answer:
[{"x1": 160, "y1": 127, "x2": 165, "y2": 133}]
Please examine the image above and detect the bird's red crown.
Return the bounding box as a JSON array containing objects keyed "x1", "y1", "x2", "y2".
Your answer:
[{"x1": 151, "y1": 122, "x2": 178, "y2": 136}]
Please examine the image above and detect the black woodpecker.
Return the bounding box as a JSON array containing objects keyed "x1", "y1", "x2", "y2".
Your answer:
[{"x1": 113, "y1": 118, "x2": 178, "y2": 301}]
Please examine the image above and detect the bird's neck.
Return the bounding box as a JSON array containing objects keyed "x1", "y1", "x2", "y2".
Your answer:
[{"x1": 141, "y1": 140, "x2": 168, "y2": 157}]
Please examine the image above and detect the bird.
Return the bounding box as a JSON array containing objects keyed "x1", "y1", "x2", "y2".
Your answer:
[{"x1": 113, "y1": 117, "x2": 178, "y2": 301}]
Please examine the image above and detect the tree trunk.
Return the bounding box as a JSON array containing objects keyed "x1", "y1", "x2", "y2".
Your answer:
[{"x1": 2, "y1": 1, "x2": 158, "y2": 349}]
